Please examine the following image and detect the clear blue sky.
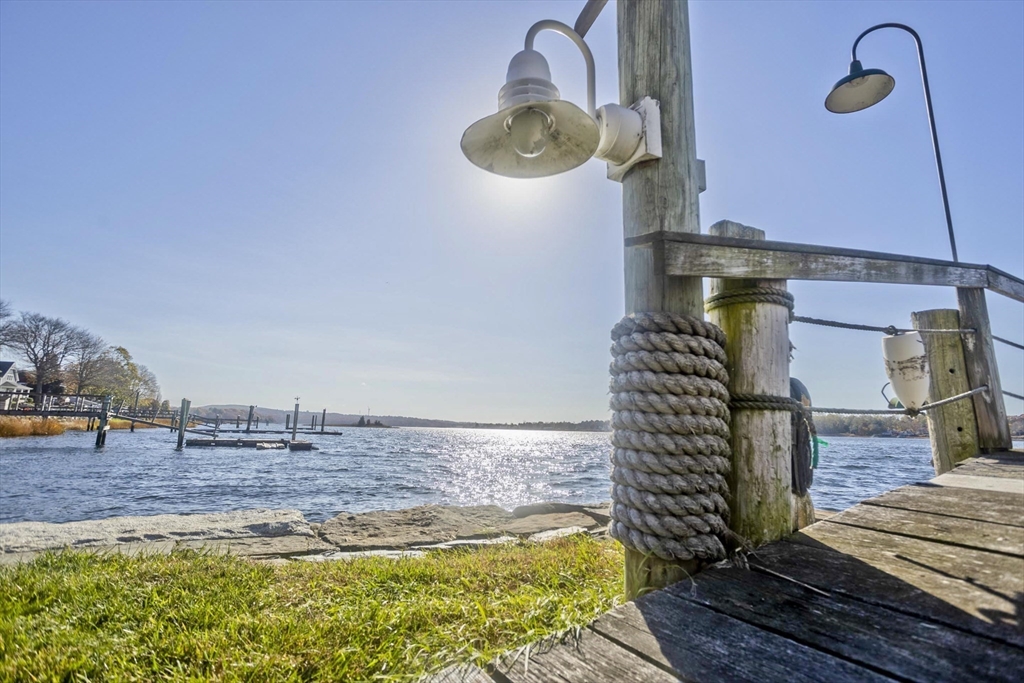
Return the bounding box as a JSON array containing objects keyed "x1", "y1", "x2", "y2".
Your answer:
[{"x1": 1, "y1": 0, "x2": 1021, "y2": 421}]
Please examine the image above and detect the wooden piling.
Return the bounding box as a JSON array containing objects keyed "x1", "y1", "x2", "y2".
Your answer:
[
  {"x1": 291, "y1": 403, "x2": 299, "y2": 442},
  {"x1": 245, "y1": 405, "x2": 255, "y2": 434},
  {"x1": 956, "y1": 288, "x2": 1012, "y2": 451},
  {"x1": 321, "y1": 408, "x2": 327, "y2": 433},
  {"x1": 707, "y1": 221, "x2": 795, "y2": 545},
  {"x1": 94, "y1": 396, "x2": 111, "y2": 448},
  {"x1": 176, "y1": 399, "x2": 191, "y2": 450},
  {"x1": 912, "y1": 309, "x2": 980, "y2": 474},
  {"x1": 618, "y1": 0, "x2": 704, "y2": 598},
  {"x1": 285, "y1": 414, "x2": 290, "y2": 430}
]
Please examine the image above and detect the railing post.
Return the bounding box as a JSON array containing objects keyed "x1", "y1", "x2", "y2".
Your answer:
[
  {"x1": 707, "y1": 221, "x2": 795, "y2": 545},
  {"x1": 956, "y1": 288, "x2": 1012, "y2": 451},
  {"x1": 912, "y1": 309, "x2": 980, "y2": 474}
]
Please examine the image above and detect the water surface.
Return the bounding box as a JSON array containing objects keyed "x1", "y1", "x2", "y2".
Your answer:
[{"x1": 0, "y1": 427, "x2": 981, "y2": 524}]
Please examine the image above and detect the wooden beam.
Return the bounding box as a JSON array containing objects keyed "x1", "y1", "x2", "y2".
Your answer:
[{"x1": 625, "y1": 231, "x2": 1024, "y2": 301}]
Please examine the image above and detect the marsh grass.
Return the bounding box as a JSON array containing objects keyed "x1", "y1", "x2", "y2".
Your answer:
[
  {"x1": 0, "y1": 535, "x2": 622, "y2": 682},
  {"x1": 0, "y1": 416, "x2": 164, "y2": 437},
  {"x1": 0, "y1": 416, "x2": 65, "y2": 437}
]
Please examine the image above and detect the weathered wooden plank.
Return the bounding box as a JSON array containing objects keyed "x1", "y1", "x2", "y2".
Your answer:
[
  {"x1": 421, "y1": 663, "x2": 493, "y2": 683},
  {"x1": 494, "y1": 628, "x2": 681, "y2": 683},
  {"x1": 622, "y1": 232, "x2": 1024, "y2": 301},
  {"x1": 669, "y1": 565, "x2": 1024, "y2": 683},
  {"x1": 932, "y1": 473, "x2": 1024, "y2": 494},
  {"x1": 957, "y1": 288, "x2": 1013, "y2": 450},
  {"x1": 824, "y1": 506, "x2": 1024, "y2": 557},
  {"x1": 951, "y1": 452, "x2": 1024, "y2": 480},
  {"x1": 589, "y1": 588, "x2": 896, "y2": 681},
  {"x1": 863, "y1": 484, "x2": 1024, "y2": 527},
  {"x1": 761, "y1": 530, "x2": 1024, "y2": 647},
  {"x1": 987, "y1": 267, "x2": 1024, "y2": 302},
  {"x1": 707, "y1": 221, "x2": 793, "y2": 545},
  {"x1": 913, "y1": 308, "x2": 980, "y2": 474}
]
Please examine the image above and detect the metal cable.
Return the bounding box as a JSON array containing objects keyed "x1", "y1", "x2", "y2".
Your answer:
[
  {"x1": 792, "y1": 315, "x2": 972, "y2": 336},
  {"x1": 809, "y1": 386, "x2": 989, "y2": 417},
  {"x1": 1004, "y1": 390, "x2": 1024, "y2": 402},
  {"x1": 994, "y1": 336, "x2": 1024, "y2": 351}
]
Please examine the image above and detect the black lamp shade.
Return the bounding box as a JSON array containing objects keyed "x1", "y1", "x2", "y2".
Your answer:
[{"x1": 825, "y1": 62, "x2": 895, "y2": 114}]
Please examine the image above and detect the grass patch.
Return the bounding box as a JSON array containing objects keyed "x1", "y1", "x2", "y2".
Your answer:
[{"x1": 0, "y1": 535, "x2": 622, "y2": 682}]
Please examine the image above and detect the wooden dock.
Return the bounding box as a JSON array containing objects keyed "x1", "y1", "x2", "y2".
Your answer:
[{"x1": 436, "y1": 451, "x2": 1024, "y2": 682}]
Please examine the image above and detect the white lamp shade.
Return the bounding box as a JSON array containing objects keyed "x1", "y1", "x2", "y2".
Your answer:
[{"x1": 461, "y1": 100, "x2": 600, "y2": 178}]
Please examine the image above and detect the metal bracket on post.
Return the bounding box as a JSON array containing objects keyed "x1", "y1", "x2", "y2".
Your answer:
[{"x1": 606, "y1": 97, "x2": 662, "y2": 182}]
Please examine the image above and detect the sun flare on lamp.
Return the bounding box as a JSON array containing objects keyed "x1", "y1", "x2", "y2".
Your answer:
[{"x1": 461, "y1": 20, "x2": 661, "y2": 182}]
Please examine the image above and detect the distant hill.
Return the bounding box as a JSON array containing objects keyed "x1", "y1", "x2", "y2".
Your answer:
[{"x1": 191, "y1": 405, "x2": 611, "y2": 432}]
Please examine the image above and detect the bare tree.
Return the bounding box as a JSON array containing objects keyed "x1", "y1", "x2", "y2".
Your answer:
[
  {"x1": 64, "y1": 329, "x2": 109, "y2": 394},
  {"x1": 0, "y1": 299, "x2": 12, "y2": 355},
  {"x1": 4, "y1": 312, "x2": 77, "y2": 404}
]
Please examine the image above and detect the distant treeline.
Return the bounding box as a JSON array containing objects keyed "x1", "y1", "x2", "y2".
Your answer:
[
  {"x1": 814, "y1": 413, "x2": 1023, "y2": 438},
  {"x1": 463, "y1": 420, "x2": 611, "y2": 432}
]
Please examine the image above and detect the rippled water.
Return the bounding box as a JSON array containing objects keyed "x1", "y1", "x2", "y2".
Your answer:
[{"x1": 0, "y1": 427, "x2": 1000, "y2": 524}]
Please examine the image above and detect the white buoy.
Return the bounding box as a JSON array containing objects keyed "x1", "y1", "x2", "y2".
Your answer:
[{"x1": 881, "y1": 332, "x2": 930, "y2": 410}]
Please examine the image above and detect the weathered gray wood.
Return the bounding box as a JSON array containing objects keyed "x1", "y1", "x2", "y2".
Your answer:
[
  {"x1": 951, "y1": 452, "x2": 1024, "y2": 479},
  {"x1": 912, "y1": 309, "x2": 980, "y2": 474},
  {"x1": 589, "y1": 588, "x2": 895, "y2": 681},
  {"x1": 986, "y1": 267, "x2": 1024, "y2": 302},
  {"x1": 784, "y1": 522, "x2": 1024, "y2": 647},
  {"x1": 176, "y1": 398, "x2": 191, "y2": 450},
  {"x1": 291, "y1": 403, "x2": 299, "y2": 441},
  {"x1": 618, "y1": 0, "x2": 704, "y2": 598},
  {"x1": 321, "y1": 408, "x2": 327, "y2": 433},
  {"x1": 421, "y1": 663, "x2": 493, "y2": 683},
  {"x1": 707, "y1": 221, "x2": 792, "y2": 545},
  {"x1": 957, "y1": 288, "x2": 1012, "y2": 451},
  {"x1": 932, "y1": 472, "x2": 1024, "y2": 494},
  {"x1": 824, "y1": 506, "x2": 1024, "y2": 557},
  {"x1": 245, "y1": 405, "x2": 255, "y2": 434},
  {"x1": 94, "y1": 395, "x2": 110, "y2": 448},
  {"x1": 624, "y1": 231, "x2": 1024, "y2": 301},
  {"x1": 668, "y1": 565, "x2": 1024, "y2": 682},
  {"x1": 864, "y1": 484, "x2": 1024, "y2": 527},
  {"x1": 495, "y1": 628, "x2": 681, "y2": 683}
]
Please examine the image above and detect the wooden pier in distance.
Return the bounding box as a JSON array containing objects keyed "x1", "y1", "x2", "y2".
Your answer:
[{"x1": 437, "y1": 450, "x2": 1024, "y2": 682}]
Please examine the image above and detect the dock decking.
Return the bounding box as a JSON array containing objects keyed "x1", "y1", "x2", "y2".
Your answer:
[{"x1": 436, "y1": 451, "x2": 1024, "y2": 682}]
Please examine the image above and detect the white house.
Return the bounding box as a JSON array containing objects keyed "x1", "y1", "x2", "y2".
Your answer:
[{"x1": 0, "y1": 361, "x2": 32, "y2": 409}]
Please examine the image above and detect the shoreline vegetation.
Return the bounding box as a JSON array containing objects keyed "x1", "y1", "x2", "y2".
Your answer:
[
  {"x1": 0, "y1": 416, "x2": 177, "y2": 438},
  {"x1": 0, "y1": 535, "x2": 621, "y2": 681},
  {"x1": 4, "y1": 411, "x2": 1021, "y2": 439}
]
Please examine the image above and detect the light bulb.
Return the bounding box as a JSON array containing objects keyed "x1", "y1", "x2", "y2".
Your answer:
[{"x1": 508, "y1": 108, "x2": 551, "y2": 158}]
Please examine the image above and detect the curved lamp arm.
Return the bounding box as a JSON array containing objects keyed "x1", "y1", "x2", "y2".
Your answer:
[
  {"x1": 851, "y1": 23, "x2": 958, "y2": 262},
  {"x1": 525, "y1": 20, "x2": 596, "y2": 117}
]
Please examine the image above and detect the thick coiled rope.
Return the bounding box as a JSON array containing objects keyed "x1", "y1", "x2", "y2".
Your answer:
[{"x1": 609, "y1": 312, "x2": 732, "y2": 562}]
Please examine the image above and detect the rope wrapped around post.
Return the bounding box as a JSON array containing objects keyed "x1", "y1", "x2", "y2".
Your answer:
[{"x1": 608, "y1": 312, "x2": 733, "y2": 563}]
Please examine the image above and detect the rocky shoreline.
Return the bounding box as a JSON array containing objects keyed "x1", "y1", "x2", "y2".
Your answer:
[{"x1": 0, "y1": 502, "x2": 612, "y2": 565}]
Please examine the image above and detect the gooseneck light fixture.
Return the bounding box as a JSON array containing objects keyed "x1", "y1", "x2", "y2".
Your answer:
[
  {"x1": 461, "y1": 18, "x2": 661, "y2": 181},
  {"x1": 826, "y1": 23, "x2": 959, "y2": 262}
]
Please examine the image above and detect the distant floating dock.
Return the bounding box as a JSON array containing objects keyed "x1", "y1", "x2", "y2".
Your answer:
[{"x1": 184, "y1": 438, "x2": 319, "y2": 451}]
